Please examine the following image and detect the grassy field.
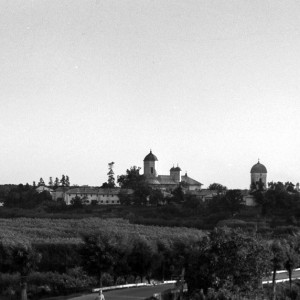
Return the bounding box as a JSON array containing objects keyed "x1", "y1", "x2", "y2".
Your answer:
[{"x1": 0, "y1": 217, "x2": 205, "y2": 244}]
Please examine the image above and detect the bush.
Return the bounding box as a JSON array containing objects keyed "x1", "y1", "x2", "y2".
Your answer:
[
  {"x1": 27, "y1": 269, "x2": 97, "y2": 296},
  {"x1": 0, "y1": 273, "x2": 19, "y2": 292},
  {"x1": 216, "y1": 219, "x2": 256, "y2": 231},
  {"x1": 272, "y1": 226, "x2": 300, "y2": 237}
]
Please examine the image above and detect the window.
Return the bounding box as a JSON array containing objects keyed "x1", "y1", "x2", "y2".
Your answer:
[
  {"x1": 101, "y1": 200, "x2": 103, "y2": 203},
  {"x1": 112, "y1": 201, "x2": 114, "y2": 204},
  {"x1": 106, "y1": 200, "x2": 109, "y2": 203},
  {"x1": 151, "y1": 167, "x2": 153, "y2": 174}
]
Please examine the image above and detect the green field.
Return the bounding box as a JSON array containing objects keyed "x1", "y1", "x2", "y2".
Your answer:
[{"x1": 0, "y1": 217, "x2": 205, "y2": 244}]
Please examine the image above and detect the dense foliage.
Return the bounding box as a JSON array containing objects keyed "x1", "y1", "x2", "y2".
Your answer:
[{"x1": 2, "y1": 219, "x2": 300, "y2": 300}]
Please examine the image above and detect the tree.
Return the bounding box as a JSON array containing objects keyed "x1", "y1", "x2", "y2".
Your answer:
[
  {"x1": 4, "y1": 186, "x2": 52, "y2": 208},
  {"x1": 0, "y1": 237, "x2": 41, "y2": 300},
  {"x1": 65, "y1": 175, "x2": 70, "y2": 187},
  {"x1": 171, "y1": 186, "x2": 184, "y2": 203},
  {"x1": 38, "y1": 178, "x2": 45, "y2": 186},
  {"x1": 32, "y1": 181, "x2": 36, "y2": 187},
  {"x1": 60, "y1": 175, "x2": 66, "y2": 187},
  {"x1": 112, "y1": 235, "x2": 132, "y2": 283},
  {"x1": 54, "y1": 177, "x2": 59, "y2": 189},
  {"x1": 223, "y1": 189, "x2": 244, "y2": 216},
  {"x1": 117, "y1": 166, "x2": 142, "y2": 189},
  {"x1": 252, "y1": 178, "x2": 265, "y2": 191},
  {"x1": 117, "y1": 166, "x2": 151, "y2": 205},
  {"x1": 149, "y1": 189, "x2": 164, "y2": 206},
  {"x1": 208, "y1": 183, "x2": 227, "y2": 193},
  {"x1": 70, "y1": 195, "x2": 89, "y2": 207},
  {"x1": 270, "y1": 240, "x2": 286, "y2": 300},
  {"x1": 185, "y1": 228, "x2": 271, "y2": 297},
  {"x1": 48, "y1": 177, "x2": 53, "y2": 187},
  {"x1": 284, "y1": 237, "x2": 299, "y2": 295},
  {"x1": 80, "y1": 232, "x2": 118, "y2": 287},
  {"x1": 107, "y1": 162, "x2": 115, "y2": 188},
  {"x1": 207, "y1": 190, "x2": 243, "y2": 216},
  {"x1": 127, "y1": 237, "x2": 153, "y2": 283}
]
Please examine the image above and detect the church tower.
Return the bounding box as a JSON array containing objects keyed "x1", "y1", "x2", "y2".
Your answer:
[
  {"x1": 143, "y1": 150, "x2": 158, "y2": 178},
  {"x1": 170, "y1": 165, "x2": 181, "y2": 183},
  {"x1": 250, "y1": 160, "x2": 267, "y2": 190}
]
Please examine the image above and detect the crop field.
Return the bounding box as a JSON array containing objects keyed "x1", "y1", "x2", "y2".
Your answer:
[{"x1": 0, "y1": 217, "x2": 205, "y2": 244}]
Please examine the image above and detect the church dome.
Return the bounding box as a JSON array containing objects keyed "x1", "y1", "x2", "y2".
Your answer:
[
  {"x1": 250, "y1": 161, "x2": 267, "y2": 173},
  {"x1": 174, "y1": 166, "x2": 181, "y2": 171},
  {"x1": 170, "y1": 166, "x2": 176, "y2": 171},
  {"x1": 144, "y1": 150, "x2": 158, "y2": 162}
]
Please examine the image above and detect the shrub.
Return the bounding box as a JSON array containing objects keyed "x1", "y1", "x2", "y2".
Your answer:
[{"x1": 0, "y1": 273, "x2": 19, "y2": 292}]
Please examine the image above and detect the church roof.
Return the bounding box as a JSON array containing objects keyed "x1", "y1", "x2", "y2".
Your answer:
[
  {"x1": 170, "y1": 165, "x2": 181, "y2": 171},
  {"x1": 146, "y1": 178, "x2": 161, "y2": 185},
  {"x1": 157, "y1": 175, "x2": 177, "y2": 185},
  {"x1": 250, "y1": 161, "x2": 267, "y2": 173},
  {"x1": 181, "y1": 174, "x2": 203, "y2": 186},
  {"x1": 144, "y1": 150, "x2": 158, "y2": 162}
]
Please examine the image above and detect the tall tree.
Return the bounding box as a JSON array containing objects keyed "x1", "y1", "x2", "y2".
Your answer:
[
  {"x1": 0, "y1": 237, "x2": 41, "y2": 300},
  {"x1": 38, "y1": 178, "x2": 45, "y2": 186},
  {"x1": 127, "y1": 237, "x2": 153, "y2": 283},
  {"x1": 48, "y1": 177, "x2": 53, "y2": 187},
  {"x1": 65, "y1": 175, "x2": 70, "y2": 187},
  {"x1": 270, "y1": 240, "x2": 286, "y2": 300},
  {"x1": 223, "y1": 189, "x2": 244, "y2": 216},
  {"x1": 54, "y1": 177, "x2": 59, "y2": 188},
  {"x1": 60, "y1": 175, "x2": 66, "y2": 187},
  {"x1": 107, "y1": 162, "x2": 115, "y2": 188},
  {"x1": 185, "y1": 228, "x2": 271, "y2": 297},
  {"x1": 284, "y1": 237, "x2": 299, "y2": 295},
  {"x1": 208, "y1": 183, "x2": 227, "y2": 193},
  {"x1": 117, "y1": 166, "x2": 142, "y2": 189},
  {"x1": 172, "y1": 186, "x2": 185, "y2": 203},
  {"x1": 117, "y1": 166, "x2": 151, "y2": 205},
  {"x1": 80, "y1": 232, "x2": 117, "y2": 287}
]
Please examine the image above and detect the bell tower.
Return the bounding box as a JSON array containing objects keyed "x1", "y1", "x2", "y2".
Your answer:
[{"x1": 143, "y1": 150, "x2": 158, "y2": 178}]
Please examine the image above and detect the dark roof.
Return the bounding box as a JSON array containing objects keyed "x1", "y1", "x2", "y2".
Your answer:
[
  {"x1": 98, "y1": 188, "x2": 121, "y2": 195},
  {"x1": 66, "y1": 187, "x2": 98, "y2": 194},
  {"x1": 170, "y1": 165, "x2": 181, "y2": 172},
  {"x1": 146, "y1": 178, "x2": 161, "y2": 185},
  {"x1": 181, "y1": 174, "x2": 202, "y2": 186},
  {"x1": 250, "y1": 161, "x2": 267, "y2": 173},
  {"x1": 187, "y1": 189, "x2": 217, "y2": 196},
  {"x1": 157, "y1": 175, "x2": 177, "y2": 185},
  {"x1": 66, "y1": 187, "x2": 132, "y2": 195},
  {"x1": 144, "y1": 150, "x2": 158, "y2": 162}
]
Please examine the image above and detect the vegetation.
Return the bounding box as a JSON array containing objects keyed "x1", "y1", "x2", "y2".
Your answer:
[
  {"x1": 1, "y1": 178, "x2": 300, "y2": 299},
  {"x1": 1, "y1": 219, "x2": 300, "y2": 299}
]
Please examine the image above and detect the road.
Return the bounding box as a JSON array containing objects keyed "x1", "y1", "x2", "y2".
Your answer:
[
  {"x1": 69, "y1": 283, "x2": 175, "y2": 300},
  {"x1": 263, "y1": 268, "x2": 300, "y2": 284},
  {"x1": 66, "y1": 269, "x2": 300, "y2": 300}
]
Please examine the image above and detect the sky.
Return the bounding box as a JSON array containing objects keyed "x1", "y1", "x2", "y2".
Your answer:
[{"x1": 1, "y1": 0, "x2": 300, "y2": 189}]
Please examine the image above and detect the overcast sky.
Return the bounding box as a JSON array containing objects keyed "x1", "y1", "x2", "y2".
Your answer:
[{"x1": 1, "y1": 0, "x2": 300, "y2": 189}]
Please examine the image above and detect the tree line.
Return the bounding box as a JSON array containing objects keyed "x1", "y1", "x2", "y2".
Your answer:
[
  {"x1": 33, "y1": 174, "x2": 71, "y2": 188},
  {"x1": 2, "y1": 227, "x2": 300, "y2": 299}
]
